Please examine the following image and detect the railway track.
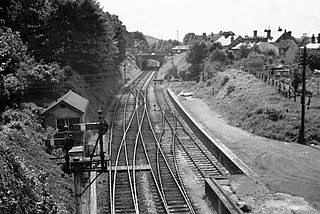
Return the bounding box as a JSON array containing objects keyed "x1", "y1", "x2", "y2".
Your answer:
[
  {"x1": 153, "y1": 76, "x2": 229, "y2": 184},
  {"x1": 102, "y1": 65, "x2": 236, "y2": 214},
  {"x1": 106, "y1": 70, "x2": 199, "y2": 213},
  {"x1": 108, "y1": 72, "x2": 153, "y2": 213}
]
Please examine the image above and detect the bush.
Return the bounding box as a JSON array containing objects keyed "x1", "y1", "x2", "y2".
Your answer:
[
  {"x1": 246, "y1": 52, "x2": 265, "y2": 69},
  {"x1": 210, "y1": 49, "x2": 229, "y2": 63}
]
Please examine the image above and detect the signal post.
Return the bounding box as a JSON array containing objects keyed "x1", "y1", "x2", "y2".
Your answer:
[{"x1": 50, "y1": 110, "x2": 109, "y2": 214}]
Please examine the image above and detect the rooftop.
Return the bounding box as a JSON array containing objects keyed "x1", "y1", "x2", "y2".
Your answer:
[
  {"x1": 42, "y1": 90, "x2": 89, "y2": 115},
  {"x1": 172, "y1": 45, "x2": 190, "y2": 50}
]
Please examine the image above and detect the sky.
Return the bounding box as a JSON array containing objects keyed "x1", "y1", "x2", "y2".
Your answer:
[{"x1": 98, "y1": 0, "x2": 320, "y2": 41}]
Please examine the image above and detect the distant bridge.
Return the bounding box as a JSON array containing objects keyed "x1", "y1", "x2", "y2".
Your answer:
[{"x1": 135, "y1": 53, "x2": 165, "y2": 70}]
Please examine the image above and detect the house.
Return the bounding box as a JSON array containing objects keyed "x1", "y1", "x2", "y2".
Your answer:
[
  {"x1": 306, "y1": 43, "x2": 320, "y2": 50},
  {"x1": 42, "y1": 90, "x2": 89, "y2": 132},
  {"x1": 243, "y1": 30, "x2": 268, "y2": 43},
  {"x1": 215, "y1": 35, "x2": 241, "y2": 47},
  {"x1": 171, "y1": 45, "x2": 189, "y2": 55},
  {"x1": 305, "y1": 33, "x2": 320, "y2": 51},
  {"x1": 277, "y1": 39, "x2": 299, "y2": 62}
]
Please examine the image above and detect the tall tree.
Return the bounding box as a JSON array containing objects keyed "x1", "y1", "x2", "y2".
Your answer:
[
  {"x1": 187, "y1": 42, "x2": 207, "y2": 64},
  {"x1": 187, "y1": 42, "x2": 207, "y2": 81}
]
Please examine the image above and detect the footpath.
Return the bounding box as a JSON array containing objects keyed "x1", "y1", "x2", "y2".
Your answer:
[{"x1": 176, "y1": 95, "x2": 320, "y2": 214}]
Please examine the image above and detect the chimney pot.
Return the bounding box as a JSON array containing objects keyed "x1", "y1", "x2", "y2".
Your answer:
[
  {"x1": 253, "y1": 30, "x2": 257, "y2": 37},
  {"x1": 231, "y1": 36, "x2": 234, "y2": 43},
  {"x1": 267, "y1": 29, "x2": 271, "y2": 39},
  {"x1": 311, "y1": 34, "x2": 316, "y2": 43}
]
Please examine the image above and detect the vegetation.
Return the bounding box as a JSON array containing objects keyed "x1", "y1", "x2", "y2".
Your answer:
[
  {"x1": 245, "y1": 52, "x2": 265, "y2": 69},
  {"x1": 307, "y1": 51, "x2": 320, "y2": 70},
  {"x1": 186, "y1": 42, "x2": 207, "y2": 81},
  {"x1": 0, "y1": 0, "x2": 133, "y2": 212},
  {"x1": 170, "y1": 68, "x2": 320, "y2": 144},
  {"x1": 0, "y1": 107, "x2": 73, "y2": 213},
  {"x1": 167, "y1": 31, "x2": 320, "y2": 145},
  {"x1": 0, "y1": 0, "x2": 128, "y2": 108}
]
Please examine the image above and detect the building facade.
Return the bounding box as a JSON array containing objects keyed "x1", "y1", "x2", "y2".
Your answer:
[{"x1": 42, "y1": 90, "x2": 89, "y2": 131}]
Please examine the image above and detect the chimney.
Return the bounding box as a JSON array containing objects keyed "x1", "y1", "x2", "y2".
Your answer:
[
  {"x1": 287, "y1": 31, "x2": 292, "y2": 38},
  {"x1": 311, "y1": 34, "x2": 316, "y2": 43},
  {"x1": 202, "y1": 32, "x2": 207, "y2": 38},
  {"x1": 318, "y1": 33, "x2": 320, "y2": 43},
  {"x1": 231, "y1": 36, "x2": 234, "y2": 43},
  {"x1": 267, "y1": 29, "x2": 271, "y2": 39},
  {"x1": 253, "y1": 30, "x2": 257, "y2": 37}
]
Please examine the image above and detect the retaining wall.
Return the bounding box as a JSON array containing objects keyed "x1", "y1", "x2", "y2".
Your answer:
[
  {"x1": 167, "y1": 88, "x2": 257, "y2": 177},
  {"x1": 205, "y1": 178, "x2": 244, "y2": 214}
]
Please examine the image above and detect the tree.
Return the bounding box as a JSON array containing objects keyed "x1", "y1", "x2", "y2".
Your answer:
[
  {"x1": 208, "y1": 42, "x2": 222, "y2": 52},
  {"x1": 130, "y1": 31, "x2": 147, "y2": 42},
  {"x1": 183, "y1": 32, "x2": 195, "y2": 44},
  {"x1": 245, "y1": 52, "x2": 264, "y2": 69},
  {"x1": 186, "y1": 42, "x2": 207, "y2": 81},
  {"x1": 292, "y1": 67, "x2": 302, "y2": 93},
  {"x1": 187, "y1": 42, "x2": 207, "y2": 64},
  {"x1": 307, "y1": 51, "x2": 320, "y2": 70},
  {"x1": 239, "y1": 45, "x2": 251, "y2": 58},
  {"x1": 0, "y1": 27, "x2": 64, "y2": 104},
  {"x1": 210, "y1": 49, "x2": 229, "y2": 63}
]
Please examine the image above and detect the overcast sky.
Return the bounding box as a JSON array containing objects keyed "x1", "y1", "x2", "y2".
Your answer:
[{"x1": 98, "y1": 0, "x2": 320, "y2": 41}]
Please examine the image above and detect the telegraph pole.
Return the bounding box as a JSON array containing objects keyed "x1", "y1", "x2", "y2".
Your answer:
[
  {"x1": 298, "y1": 46, "x2": 307, "y2": 144},
  {"x1": 0, "y1": 74, "x2": 4, "y2": 112},
  {"x1": 98, "y1": 109, "x2": 105, "y2": 169},
  {"x1": 124, "y1": 64, "x2": 126, "y2": 84}
]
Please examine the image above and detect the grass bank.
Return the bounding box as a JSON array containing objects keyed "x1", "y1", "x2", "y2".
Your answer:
[{"x1": 170, "y1": 68, "x2": 320, "y2": 144}]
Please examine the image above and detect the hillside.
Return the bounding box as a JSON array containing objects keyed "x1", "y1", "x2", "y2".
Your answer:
[
  {"x1": 0, "y1": 108, "x2": 74, "y2": 213},
  {"x1": 161, "y1": 53, "x2": 320, "y2": 213},
  {"x1": 61, "y1": 53, "x2": 141, "y2": 121},
  {"x1": 145, "y1": 35, "x2": 161, "y2": 45},
  {"x1": 162, "y1": 53, "x2": 320, "y2": 144},
  {"x1": 0, "y1": 51, "x2": 141, "y2": 213}
]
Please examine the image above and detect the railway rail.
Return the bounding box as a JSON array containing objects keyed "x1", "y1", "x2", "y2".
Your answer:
[
  {"x1": 102, "y1": 69, "x2": 235, "y2": 214},
  {"x1": 107, "y1": 70, "x2": 196, "y2": 213},
  {"x1": 153, "y1": 76, "x2": 229, "y2": 183}
]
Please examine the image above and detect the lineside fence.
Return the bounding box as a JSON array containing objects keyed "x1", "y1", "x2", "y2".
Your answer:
[{"x1": 243, "y1": 67, "x2": 300, "y2": 102}]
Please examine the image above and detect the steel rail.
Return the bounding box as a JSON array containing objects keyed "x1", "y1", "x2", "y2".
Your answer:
[
  {"x1": 175, "y1": 115, "x2": 228, "y2": 176},
  {"x1": 110, "y1": 71, "x2": 155, "y2": 213},
  {"x1": 143, "y1": 75, "x2": 195, "y2": 214},
  {"x1": 134, "y1": 74, "x2": 171, "y2": 213},
  {"x1": 108, "y1": 72, "x2": 149, "y2": 213},
  {"x1": 153, "y1": 85, "x2": 196, "y2": 214},
  {"x1": 157, "y1": 85, "x2": 227, "y2": 178}
]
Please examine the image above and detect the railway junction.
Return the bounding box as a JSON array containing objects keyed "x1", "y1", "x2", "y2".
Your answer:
[
  {"x1": 58, "y1": 65, "x2": 256, "y2": 213},
  {"x1": 57, "y1": 62, "x2": 320, "y2": 214},
  {"x1": 56, "y1": 69, "x2": 246, "y2": 214}
]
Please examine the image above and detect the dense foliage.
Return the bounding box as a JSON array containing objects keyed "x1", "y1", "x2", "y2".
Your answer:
[
  {"x1": 0, "y1": 108, "x2": 73, "y2": 214},
  {"x1": 0, "y1": 0, "x2": 130, "y2": 212},
  {"x1": 0, "y1": 28, "x2": 65, "y2": 108},
  {"x1": 0, "y1": 0, "x2": 127, "y2": 107},
  {"x1": 149, "y1": 39, "x2": 180, "y2": 55},
  {"x1": 307, "y1": 51, "x2": 320, "y2": 70},
  {"x1": 186, "y1": 42, "x2": 207, "y2": 81}
]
